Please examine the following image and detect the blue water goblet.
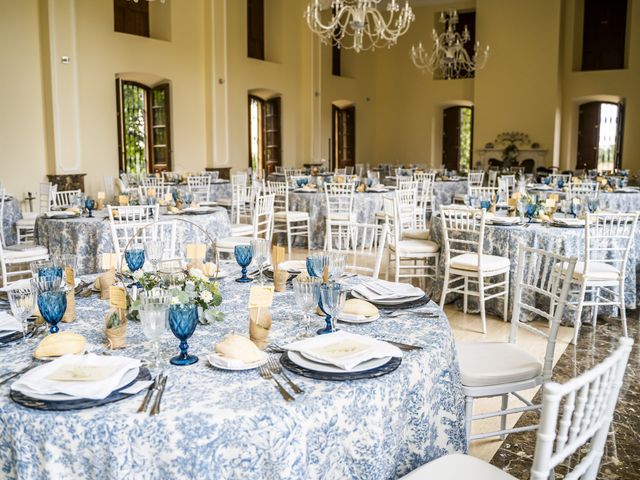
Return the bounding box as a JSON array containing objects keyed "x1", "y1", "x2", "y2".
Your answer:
[
  {"x1": 557, "y1": 179, "x2": 564, "y2": 189},
  {"x1": 85, "y1": 198, "x2": 95, "y2": 218},
  {"x1": 125, "y1": 246, "x2": 145, "y2": 273},
  {"x1": 184, "y1": 192, "x2": 193, "y2": 208},
  {"x1": 30, "y1": 260, "x2": 63, "y2": 281},
  {"x1": 168, "y1": 303, "x2": 199, "y2": 366},
  {"x1": 234, "y1": 245, "x2": 253, "y2": 283},
  {"x1": 480, "y1": 199, "x2": 492, "y2": 211},
  {"x1": 543, "y1": 176, "x2": 551, "y2": 186},
  {"x1": 526, "y1": 203, "x2": 537, "y2": 222},
  {"x1": 33, "y1": 278, "x2": 67, "y2": 334},
  {"x1": 587, "y1": 196, "x2": 599, "y2": 213},
  {"x1": 306, "y1": 254, "x2": 328, "y2": 278},
  {"x1": 318, "y1": 282, "x2": 347, "y2": 335}
]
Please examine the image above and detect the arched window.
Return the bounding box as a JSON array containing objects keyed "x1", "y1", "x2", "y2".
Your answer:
[
  {"x1": 442, "y1": 106, "x2": 473, "y2": 171},
  {"x1": 577, "y1": 101, "x2": 624, "y2": 171}
]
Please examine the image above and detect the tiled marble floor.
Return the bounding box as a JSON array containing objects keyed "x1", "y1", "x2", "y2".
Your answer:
[{"x1": 490, "y1": 312, "x2": 639, "y2": 479}]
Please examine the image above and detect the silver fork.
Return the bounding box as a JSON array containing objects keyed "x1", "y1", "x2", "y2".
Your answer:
[
  {"x1": 268, "y1": 356, "x2": 303, "y2": 394},
  {"x1": 259, "y1": 365, "x2": 294, "y2": 401}
]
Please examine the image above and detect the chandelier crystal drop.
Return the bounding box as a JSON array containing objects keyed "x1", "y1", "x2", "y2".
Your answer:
[
  {"x1": 410, "y1": 9, "x2": 489, "y2": 79},
  {"x1": 305, "y1": 0, "x2": 415, "y2": 53}
]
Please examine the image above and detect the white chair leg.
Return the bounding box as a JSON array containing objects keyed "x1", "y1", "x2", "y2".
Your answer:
[
  {"x1": 286, "y1": 220, "x2": 293, "y2": 260},
  {"x1": 465, "y1": 396, "x2": 473, "y2": 448},
  {"x1": 500, "y1": 394, "x2": 508, "y2": 439},
  {"x1": 463, "y1": 276, "x2": 468, "y2": 313},
  {"x1": 306, "y1": 220, "x2": 311, "y2": 254},
  {"x1": 592, "y1": 286, "x2": 600, "y2": 329},
  {"x1": 478, "y1": 274, "x2": 487, "y2": 334},
  {"x1": 619, "y1": 280, "x2": 628, "y2": 337},
  {"x1": 572, "y1": 282, "x2": 588, "y2": 345},
  {"x1": 503, "y1": 269, "x2": 510, "y2": 322},
  {"x1": 440, "y1": 268, "x2": 450, "y2": 308},
  {"x1": 395, "y1": 256, "x2": 400, "y2": 283}
]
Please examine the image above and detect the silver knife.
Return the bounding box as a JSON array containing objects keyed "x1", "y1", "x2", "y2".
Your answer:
[
  {"x1": 137, "y1": 374, "x2": 161, "y2": 413},
  {"x1": 150, "y1": 375, "x2": 168, "y2": 416}
]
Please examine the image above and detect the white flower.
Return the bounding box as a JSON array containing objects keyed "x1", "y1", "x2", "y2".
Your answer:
[
  {"x1": 199, "y1": 290, "x2": 213, "y2": 303},
  {"x1": 189, "y1": 268, "x2": 207, "y2": 281},
  {"x1": 170, "y1": 296, "x2": 180, "y2": 305},
  {"x1": 132, "y1": 270, "x2": 144, "y2": 280}
]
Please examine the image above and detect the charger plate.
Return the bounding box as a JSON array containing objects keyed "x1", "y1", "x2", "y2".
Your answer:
[
  {"x1": 10, "y1": 367, "x2": 151, "y2": 411},
  {"x1": 280, "y1": 351, "x2": 401, "y2": 381},
  {"x1": 348, "y1": 292, "x2": 431, "y2": 310}
]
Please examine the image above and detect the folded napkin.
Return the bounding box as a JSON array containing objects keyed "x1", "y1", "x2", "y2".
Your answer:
[
  {"x1": 12, "y1": 354, "x2": 140, "y2": 400},
  {"x1": 486, "y1": 214, "x2": 521, "y2": 224},
  {"x1": 277, "y1": 260, "x2": 306, "y2": 272},
  {"x1": 208, "y1": 352, "x2": 266, "y2": 369},
  {"x1": 0, "y1": 312, "x2": 22, "y2": 332},
  {"x1": 352, "y1": 279, "x2": 424, "y2": 302},
  {"x1": 553, "y1": 217, "x2": 585, "y2": 226},
  {"x1": 43, "y1": 211, "x2": 76, "y2": 218},
  {"x1": 284, "y1": 331, "x2": 402, "y2": 371}
]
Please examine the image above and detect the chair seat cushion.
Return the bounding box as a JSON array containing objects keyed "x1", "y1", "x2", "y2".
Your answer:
[
  {"x1": 230, "y1": 223, "x2": 253, "y2": 236},
  {"x1": 457, "y1": 342, "x2": 542, "y2": 387},
  {"x1": 453, "y1": 193, "x2": 467, "y2": 203},
  {"x1": 3, "y1": 246, "x2": 49, "y2": 261},
  {"x1": 328, "y1": 212, "x2": 354, "y2": 222},
  {"x1": 402, "y1": 229, "x2": 429, "y2": 240},
  {"x1": 216, "y1": 236, "x2": 252, "y2": 249},
  {"x1": 390, "y1": 239, "x2": 439, "y2": 254},
  {"x1": 274, "y1": 211, "x2": 309, "y2": 221},
  {"x1": 401, "y1": 454, "x2": 515, "y2": 480},
  {"x1": 16, "y1": 215, "x2": 37, "y2": 225},
  {"x1": 554, "y1": 261, "x2": 620, "y2": 281},
  {"x1": 449, "y1": 253, "x2": 510, "y2": 272}
]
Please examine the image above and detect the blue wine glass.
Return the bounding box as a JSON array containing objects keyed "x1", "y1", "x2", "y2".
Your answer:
[
  {"x1": 587, "y1": 196, "x2": 599, "y2": 213},
  {"x1": 557, "y1": 179, "x2": 564, "y2": 189},
  {"x1": 234, "y1": 245, "x2": 253, "y2": 283},
  {"x1": 171, "y1": 189, "x2": 179, "y2": 204},
  {"x1": 30, "y1": 260, "x2": 63, "y2": 281},
  {"x1": 33, "y1": 278, "x2": 67, "y2": 334},
  {"x1": 125, "y1": 247, "x2": 145, "y2": 273},
  {"x1": 168, "y1": 303, "x2": 199, "y2": 366},
  {"x1": 526, "y1": 203, "x2": 537, "y2": 222},
  {"x1": 543, "y1": 176, "x2": 551, "y2": 186},
  {"x1": 85, "y1": 198, "x2": 95, "y2": 218},
  {"x1": 306, "y1": 254, "x2": 328, "y2": 278},
  {"x1": 318, "y1": 282, "x2": 347, "y2": 335},
  {"x1": 480, "y1": 199, "x2": 492, "y2": 211},
  {"x1": 184, "y1": 192, "x2": 193, "y2": 208}
]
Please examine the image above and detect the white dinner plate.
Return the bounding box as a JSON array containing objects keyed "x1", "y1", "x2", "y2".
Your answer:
[
  {"x1": 206, "y1": 353, "x2": 267, "y2": 371},
  {"x1": 350, "y1": 290, "x2": 424, "y2": 305},
  {"x1": 337, "y1": 313, "x2": 380, "y2": 324},
  {"x1": 276, "y1": 260, "x2": 306, "y2": 273},
  {"x1": 289, "y1": 351, "x2": 390, "y2": 373}
]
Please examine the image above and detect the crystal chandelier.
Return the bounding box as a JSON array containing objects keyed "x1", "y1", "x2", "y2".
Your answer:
[
  {"x1": 410, "y1": 10, "x2": 489, "y2": 79},
  {"x1": 305, "y1": 0, "x2": 415, "y2": 53}
]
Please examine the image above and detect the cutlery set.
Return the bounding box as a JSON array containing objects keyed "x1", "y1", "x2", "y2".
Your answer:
[
  {"x1": 259, "y1": 355, "x2": 303, "y2": 402},
  {"x1": 0, "y1": 360, "x2": 44, "y2": 386},
  {"x1": 138, "y1": 373, "x2": 168, "y2": 415}
]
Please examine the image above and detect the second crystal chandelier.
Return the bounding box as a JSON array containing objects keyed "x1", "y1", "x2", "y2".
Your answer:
[{"x1": 305, "y1": 0, "x2": 415, "y2": 53}]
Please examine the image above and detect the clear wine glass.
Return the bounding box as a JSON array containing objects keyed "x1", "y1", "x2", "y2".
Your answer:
[
  {"x1": 8, "y1": 287, "x2": 37, "y2": 341},
  {"x1": 144, "y1": 240, "x2": 164, "y2": 272},
  {"x1": 292, "y1": 276, "x2": 321, "y2": 337},
  {"x1": 319, "y1": 282, "x2": 347, "y2": 334},
  {"x1": 139, "y1": 302, "x2": 169, "y2": 370},
  {"x1": 328, "y1": 251, "x2": 346, "y2": 279},
  {"x1": 250, "y1": 238, "x2": 269, "y2": 285}
]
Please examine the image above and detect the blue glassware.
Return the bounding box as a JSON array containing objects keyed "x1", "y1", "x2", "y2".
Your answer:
[
  {"x1": 588, "y1": 197, "x2": 599, "y2": 213},
  {"x1": 306, "y1": 254, "x2": 328, "y2": 278},
  {"x1": 318, "y1": 282, "x2": 347, "y2": 335},
  {"x1": 171, "y1": 189, "x2": 179, "y2": 203},
  {"x1": 234, "y1": 245, "x2": 253, "y2": 283},
  {"x1": 85, "y1": 198, "x2": 95, "y2": 218},
  {"x1": 125, "y1": 248, "x2": 145, "y2": 273},
  {"x1": 184, "y1": 192, "x2": 193, "y2": 208},
  {"x1": 168, "y1": 303, "x2": 199, "y2": 366},
  {"x1": 543, "y1": 177, "x2": 551, "y2": 185},
  {"x1": 38, "y1": 267, "x2": 63, "y2": 280},
  {"x1": 526, "y1": 203, "x2": 537, "y2": 222},
  {"x1": 34, "y1": 279, "x2": 67, "y2": 334},
  {"x1": 557, "y1": 179, "x2": 564, "y2": 189},
  {"x1": 480, "y1": 199, "x2": 491, "y2": 210}
]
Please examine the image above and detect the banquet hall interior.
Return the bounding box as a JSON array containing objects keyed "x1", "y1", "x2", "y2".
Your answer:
[{"x1": 0, "y1": 0, "x2": 639, "y2": 478}]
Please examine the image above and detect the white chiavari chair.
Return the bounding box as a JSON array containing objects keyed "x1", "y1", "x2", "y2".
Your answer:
[
  {"x1": 216, "y1": 194, "x2": 275, "y2": 253},
  {"x1": 458, "y1": 243, "x2": 576, "y2": 445},
  {"x1": 415, "y1": 173, "x2": 436, "y2": 230},
  {"x1": 324, "y1": 182, "x2": 355, "y2": 250},
  {"x1": 567, "y1": 181, "x2": 598, "y2": 200},
  {"x1": 187, "y1": 175, "x2": 212, "y2": 204},
  {"x1": 141, "y1": 176, "x2": 164, "y2": 188},
  {"x1": 383, "y1": 194, "x2": 439, "y2": 285},
  {"x1": 15, "y1": 183, "x2": 54, "y2": 244},
  {"x1": 439, "y1": 206, "x2": 510, "y2": 333},
  {"x1": 138, "y1": 184, "x2": 169, "y2": 200},
  {"x1": 401, "y1": 337, "x2": 633, "y2": 480},
  {"x1": 54, "y1": 189, "x2": 81, "y2": 209},
  {"x1": 455, "y1": 171, "x2": 485, "y2": 203},
  {"x1": 268, "y1": 181, "x2": 310, "y2": 259},
  {"x1": 487, "y1": 169, "x2": 498, "y2": 188},
  {"x1": 497, "y1": 174, "x2": 516, "y2": 201},
  {"x1": 468, "y1": 186, "x2": 498, "y2": 204},
  {"x1": 107, "y1": 205, "x2": 160, "y2": 263},
  {"x1": 557, "y1": 212, "x2": 639, "y2": 344},
  {"x1": 341, "y1": 222, "x2": 388, "y2": 279}
]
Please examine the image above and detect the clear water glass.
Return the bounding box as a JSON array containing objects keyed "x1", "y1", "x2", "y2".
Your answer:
[
  {"x1": 328, "y1": 251, "x2": 346, "y2": 279},
  {"x1": 144, "y1": 240, "x2": 164, "y2": 272},
  {"x1": 250, "y1": 238, "x2": 269, "y2": 285},
  {"x1": 8, "y1": 287, "x2": 37, "y2": 340},
  {"x1": 139, "y1": 304, "x2": 169, "y2": 370},
  {"x1": 306, "y1": 254, "x2": 329, "y2": 278},
  {"x1": 587, "y1": 196, "x2": 599, "y2": 213},
  {"x1": 292, "y1": 276, "x2": 321, "y2": 337}
]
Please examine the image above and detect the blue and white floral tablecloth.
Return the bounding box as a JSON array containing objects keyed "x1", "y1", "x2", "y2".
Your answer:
[
  {"x1": 0, "y1": 271, "x2": 465, "y2": 479},
  {"x1": 33, "y1": 209, "x2": 232, "y2": 275},
  {"x1": 432, "y1": 180, "x2": 468, "y2": 212},
  {"x1": 430, "y1": 218, "x2": 639, "y2": 322},
  {"x1": 526, "y1": 187, "x2": 640, "y2": 213},
  {"x1": 2, "y1": 197, "x2": 23, "y2": 246}
]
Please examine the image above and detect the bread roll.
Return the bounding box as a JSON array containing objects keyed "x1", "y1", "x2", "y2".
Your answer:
[
  {"x1": 343, "y1": 298, "x2": 379, "y2": 318},
  {"x1": 215, "y1": 334, "x2": 264, "y2": 363},
  {"x1": 34, "y1": 332, "x2": 87, "y2": 359}
]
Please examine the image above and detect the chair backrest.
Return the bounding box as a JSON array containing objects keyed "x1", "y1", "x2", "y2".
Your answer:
[
  {"x1": 324, "y1": 183, "x2": 355, "y2": 218},
  {"x1": 54, "y1": 189, "x2": 81, "y2": 208},
  {"x1": 154, "y1": 220, "x2": 180, "y2": 261},
  {"x1": 382, "y1": 193, "x2": 415, "y2": 246},
  {"x1": 39, "y1": 182, "x2": 54, "y2": 213},
  {"x1": 334, "y1": 222, "x2": 388, "y2": 279},
  {"x1": 440, "y1": 206, "x2": 487, "y2": 268},
  {"x1": 138, "y1": 184, "x2": 169, "y2": 200},
  {"x1": 584, "y1": 212, "x2": 638, "y2": 274},
  {"x1": 468, "y1": 171, "x2": 485, "y2": 188},
  {"x1": 567, "y1": 182, "x2": 598, "y2": 199},
  {"x1": 417, "y1": 174, "x2": 436, "y2": 210},
  {"x1": 395, "y1": 187, "x2": 418, "y2": 229},
  {"x1": 251, "y1": 194, "x2": 275, "y2": 242},
  {"x1": 231, "y1": 172, "x2": 248, "y2": 188},
  {"x1": 487, "y1": 170, "x2": 498, "y2": 188},
  {"x1": 334, "y1": 168, "x2": 347, "y2": 176},
  {"x1": 108, "y1": 205, "x2": 159, "y2": 224},
  {"x1": 187, "y1": 175, "x2": 212, "y2": 203},
  {"x1": 266, "y1": 181, "x2": 289, "y2": 213},
  {"x1": 469, "y1": 186, "x2": 498, "y2": 201},
  {"x1": 509, "y1": 243, "x2": 577, "y2": 380},
  {"x1": 141, "y1": 176, "x2": 164, "y2": 188},
  {"x1": 530, "y1": 337, "x2": 633, "y2": 480}
]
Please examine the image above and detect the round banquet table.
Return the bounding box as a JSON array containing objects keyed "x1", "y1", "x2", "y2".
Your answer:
[
  {"x1": 0, "y1": 272, "x2": 466, "y2": 480},
  {"x1": 526, "y1": 186, "x2": 640, "y2": 213},
  {"x1": 33, "y1": 209, "x2": 232, "y2": 275},
  {"x1": 430, "y1": 218, "x2": 639, "y2": 322},
  {"x1": 2, "y1": 197, "x2": 23, "y2": 246}
]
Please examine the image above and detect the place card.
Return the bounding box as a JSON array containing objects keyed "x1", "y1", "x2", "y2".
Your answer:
[
  {"x1": 545, "y1": 198, "x2": 556, "y2": 209},
  {"x1": 65, "y1": 266, "x2": 75, "y2": 286},
  {"x1": 186, "y1": 243, "x2": 207, "y2": 261},
  {"x1": 109, "y1": 286, "x2": 127, "y2": 310},
  {"x1": 249, "y1": 286, "x2": 274, "y2": 308}
]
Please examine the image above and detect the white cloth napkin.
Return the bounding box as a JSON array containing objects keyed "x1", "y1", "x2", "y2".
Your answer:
[
  {"x1": 486, "y1": 214, "x2": 521, "y2": 224},
  {"x1": 0, "y1": 312, "x2": 22, "y2": 332},
  {"x1": 12, "y1": 354, "x2": 140, "y2": 400},
  {"x1": 284, "y1": 331, "x2": 402, "y2": 371},
  {"x1": 553, "y1": 217, "x2": 585, "y2": 226},
  {"x1": 352, "y1": 279, "x2": 424, "y2": 302},
  {"x1": 208, "y1": 352, "x2": 266, "y2": 369}
]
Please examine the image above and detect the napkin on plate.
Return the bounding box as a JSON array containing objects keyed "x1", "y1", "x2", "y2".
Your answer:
[
  {"x1": 553, "y1": 217, "x2": 585, "y2": 227},
  {"x1": 277, "y1": 260, "x2": 306, "y2": 272},
  {"x1": 12, "y1": 354, "x2": 140, "y2": 400},
  {"x1": 284, "y1": 331, "x2": 402, "y2": 371},
  {"x1": 486, "y1": 215, "x2": 521, "y2": 224},
  {"x1": 352, "y1": 279, "x2": 424, "y2": 302},
  {"x1": 0, "y1": 312, "x2": 22, "y2": 333}
]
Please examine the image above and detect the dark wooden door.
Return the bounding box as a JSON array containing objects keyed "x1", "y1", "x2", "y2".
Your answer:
[
  {"x1": 263, "y1": 97, "x2": 281, "y2": 176},
  {"x1": 332, "y1": 106, "x2": 356, "y2": 170},
  {"x1": 577, "y1": 102, "x2": 601, "y2": 169},
  {"x1": 442, "y1": 106, "x2": 461, "y2": 170},
  {"x1": 247, "y1": 0, "x2": 265, "y2": 60}
]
